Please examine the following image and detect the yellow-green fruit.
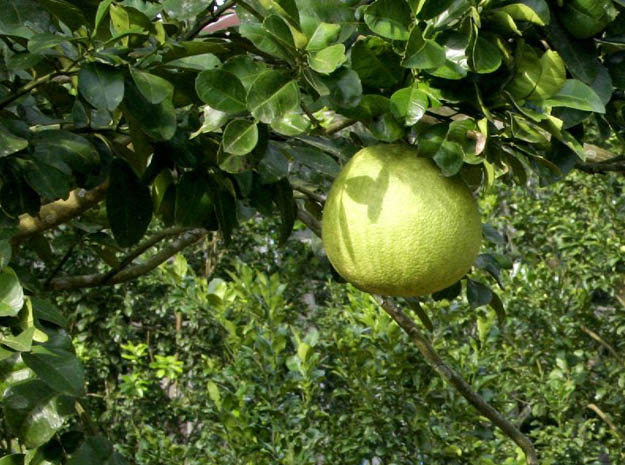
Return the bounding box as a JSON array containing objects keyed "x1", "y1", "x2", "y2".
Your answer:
[{"x1": 321, "y1": 144, "x2": 482, "y2": 297}]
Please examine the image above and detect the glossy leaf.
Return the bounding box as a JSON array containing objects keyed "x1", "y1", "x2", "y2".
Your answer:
[
  {"x1": 499, "y1": 0, "x2": 549, "y2": 26},
  {"x1": 308, "y1": 44, "x2": 346, "y2": 74},
  {"x1": 123, "y1": 81, "x2": 176, "y2": 141},
  {"x1": 247, "y1": 71, "x2": 300, "y2": 124},
  {"x1": 270, "y1": 112, "x2": 311, "y2": 136},
  {"x1": 0, "y1": 124, "x2": 28, "y2": 158},
  {"x1": 0, "y1": 267, "x2": 24, "y2": 317},
  {"x1": 175, "y1": 171, "x2": 213, "y2": 227},
  {"x1": 78, "y1": 63, "x2": 124, "y2": 112},
  {"x1": 546, "y1": 80, "x2": 606, "y2": 113},
  {"x1": 22, "y1": 332, "x2": 85, "y2": 397},
  {"x1": 351, "y1": 37, "x2": 403, "y2": 88},
  {"x1": 222, "y1": 120, "x2": 259, "y2": 156},
  {"x1": 130, "y1": 68, "x2": 174, "y2": 104},
  {"x1": 67, "y1": 436, "x2": 129, "y2": 465},
  {"x1": 364, "y1": 0, "x2": 411, "y2": 40},
  {"x1": 467, "y1": 279, "x2": 493, "y2": 309},
  {"x1": 306, "y1": 22, "x2": 341, "y2": 51},
  {"x1": 390, "y1": 86, "x2": 428, "y2": 125},
  {"x1": 3, "y1": 379, "x2": 73, "y2": 449},
  {"x1": 106, "y1": 159, "x2": 153, "y2": 248},
  {"x1": 471, "y1": 37, "x2": 502, "y2": 74},
  {"x1": 195, "y1": 70, "x2": 247, "y2": 114},
  {"x1": 402, "y1": 26, "x2": 446, "y2": 69},
  {"x1": 288, "y1": 146, "x2": 340, "y2": 176}
]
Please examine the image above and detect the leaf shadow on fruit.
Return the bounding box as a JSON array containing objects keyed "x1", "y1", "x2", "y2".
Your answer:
[{"x1": 343, "y1": 165, "x2": 389, "y2": 223}]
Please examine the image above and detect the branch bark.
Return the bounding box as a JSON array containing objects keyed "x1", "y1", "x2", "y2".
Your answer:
[
  {"x1": 587, "y1": 403, "x2": 625, "y2": 440},
  {"x1": 12, "y1": 180, "x2": 109, "y2": 244},
  {"x1": 48, "y1": 229, "x2": 207, "y2": 291}
]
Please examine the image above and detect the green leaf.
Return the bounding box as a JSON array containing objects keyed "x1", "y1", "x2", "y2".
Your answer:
[
  {"x1": 545, "y1": 80, "x2": 606, "y2": 113},
  {"x1": 0, "y1": 267, "x2": 24, "y2": 317},
  {"x1": 0, "y1": 454, "x2": 24, "y2": 465},
  {"x1": 175, "y1": 171, "x2": 213, "y2": 228},
  {"x1": 0, "y1": 0, "x2": 50, "y2": 39},
  {"x1": 164, "y1": 53, "x2": 221, "y2": 71},
  {"x1": 308, "y1": 44, "x2": 346, "y2": 74},
  {"x1": 306, "y1": 22, "x2": 341, "y2": 51},
  {"x1": 0, "y1": 124, "x2": 28, "y2": 157},
  {"x1": 0, "y1": 240, "x2": 11, "y2": 268},
  {"x1": 402, "y1": 26, "x2": 447, "y2": 69},
  {"x1": 270, "y1": 111, "x2": 311, "y2": 136},
  {"x1": 78, "y1": 63, "x2": 124, "y2": 112},
  {"x1": 31, "y1": 297, "x2": 67, "y2": 328},
  {"x1": 263, "y1": 14, "x2": 296, "y2": 52},
  {"x1": 390, "y1": 86, "x2": 428, "y2": 125},
  {"x1": 471, "y1": 37, "x2": 502, "y2": 74},
  {"x1": 1, "y1": 328, "x2": 35, "y2": 352},
  {"x1": 529, "y1": 50, "x2": 566, "y2": 100},
  {"x1": 433, "y1": 140, "x2": 464, "y2": 176},
  {"x1": 273, "y1": 178, "x2": 297, "y2": 245},
  {"x1": 3, "y1": 379, "x2": 74, "y2": 449},
  {"x1": 370, "y1": 113, "x2": 404, "y2": 142},
  {"x1": 123, "y1": 81, "x2": 176, "y2": 141},
  {"x1": 417, "y1": 0, "x2": 456, "y2": 19},
  {"x1": 195, "y1": 70, "x2": 247, "y2": 114},
  {"x1": 499, "y1": 0, "x2": 550, "y2": 26},
  {"x1": 190, "y1": 105, "x2": 229, "y2": 137},
  {"x1": 222, "y1": 120, "x2": 259, "y2": 156},
  {"x1": 32, "y1": 130, "x2": 99, "y2": 174},
  {"x1": 67, "y1": 436, "x2": 129, "y2": 465},
  {"x1": 239, "y1": 22, "x2": 291, "y2": 60},
  {"x1": 161, "y1": 0, "x2": 212, "y2": 20},
  {"x1": 258, "y1": 143, "x2": 289, "y2": 184},
  {"x1": 27, "y1": 33, "x2": 71, "y2": 54},
  {"x1": 222, "y1": 55, "x2": 268, "y2": 91},
  {"x1": 212, "y1": 187, "x2": 237, "y2": 245},
  {"x1": 247, "y1": 71, "x2": 300, "y2": 124},
  {"x1": 0, "y1": 181, "x2": 40, "y2": 216},
  {"x1": 506, "y1": 43, "x2": 542, "y2": 99},
  {"x1": 351, "y1": 37, "x2": 403, "y2": 88},
  {"x1": 559, "y1": 0, "x2": 617, "y2": 39},
  {"x1": 467, "y1": 279, "x2": 493, "y2": 309},
  {"x1": 21, "y1": 161, "x2": 71, "y2": 200},
  {"x1": 288, "y1": 146, "x2": 340, "y2": 176},
  {"x1": 106, "y1": 159, "x2": 153, "y2": 248},
  {"x1": 22, "y1": 332, "x2": 85, "y2": 397},
  {"x1": 93, "y1": 0, "x2": 114, "y2": 35},
  {"x1": 130, "y1": 68, "x2": 174, "y2": 105},
  {"x1": 323, "y1": 68, "x2": 362, "y2": 108},
  {"x1": 38, "y1": 0, "x2": 87, "y2": 31},
  {"x1": 364, "y1": 0, "x2": 411, "y2": 40}
]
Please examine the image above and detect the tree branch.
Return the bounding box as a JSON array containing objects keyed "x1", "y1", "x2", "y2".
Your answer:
[
  {"x1": 295, "y1": 210, "x2": 539, "y2": 465},
  {"x1": 48, "y1": 229, "x2": 207, "y2": 291},
  {"x1": 183, "y1": 0, "x2": 236, "y2": 40},
  {"x1": 580, "y1": 324, "x2": 623, "y2": 364},
  {"x1": 12, "y1": 180, "x2": 109, "y2": 245},
  {"x1": 377, "y1": 298, "x2": 539, "y2": 465},
  {"x1": 587, "y1": 403, "x2": 625, "y2": 440}
]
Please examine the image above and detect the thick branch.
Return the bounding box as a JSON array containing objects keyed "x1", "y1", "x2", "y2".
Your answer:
[
  {"x1": 12, "y1": 181, "x2": 109, "y2": 244},
  {"x1": 294, "y1": 210, "x2": 538, "y2": 465},
  {"x1": 97, "y1": 226, "x2": 192, "y2": 285},
  {"x1": 49, "y1": 229, "x2": 207, "y2": 291},
  {"x1": 377, "y1": 298, "x2": 539, "y2": 465}
]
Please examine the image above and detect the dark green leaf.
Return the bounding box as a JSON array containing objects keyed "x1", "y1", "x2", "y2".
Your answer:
[
  {"x1": 32, "y1": 130, "x2": 99, "y2": 174},
  {"x1": 323, "y1": 68, "x2": 362, "y2": 108},
  {"x1": 467, "y1": 279, "x2": 493, "y2": 309},
  {"x1": 0, "y1": 328, "x2": 34, "y2": 352},
  {"x1": 263, "y1": 14, "x2": 296, "y2": 51},
  {"x1": 0, "y1": 181, "x2": 40, "y2": 216},
  {"x1": 0, "y1": 124, "x2": 28, "y2": 157},
  {"x1": 0, "y1": 454, "x2": 24, "y2": 465},
  {"x1": 433, "y1": 140, "x2": 464, "y2": 176},
  {"x1": 474, "y1": 254, "x2": 504, "y2": 289},
  {"x1": 364, "y1": 0, "x2": 411, "y2": 40},
  {"x1": 258, "y1": 143, "x2": 289, "y2": 184},
  {"x1": 308, "y1": 44, "x2": 347, "y2": 74},
  {"x1": 106, "y1": 159, "x2": 153, "y2": 247},
  {"x1": 289, "y1": 146, "x2": 340, "y2": 176},
  {"x1": 351, "y1": 37, "x2": 403, "y2": 88},
  {"x1": 0, "y1": 240, "x2": 11, "y2": 268},
  {"x1": 222, "y1": 120, "x2": 259, "y2": 156},
  {"x1": 417, "y1": 0, "x2": 455, "y2": 20},
  {"x1": 67, "y1": 436, "x2": 129, "y2": 465},
  {"x1": 21, "y1": 160, "x2": 71, "y2": 200},
  {"x1": 195, "y1": 70, "x2": 247, "y2": 114},
  {"x1": 27, "y1": 33, "x2": 71, "y2": 54},
  {"x1": 306, "y1": 22, "x2": 341, "y2": 51},
  {"x1": 212, "y1": 188, "x2": 237, "y2": 245},
  {"x1": 123, "y1": 81, "x2": 176, "y2": 141},
  {"x1": 370, "y1": 113, "x2": 404, "y2": 142},
  {"x1": 3, "y1": 379, "x2": 74, "y2": 449},
  {"x1": 31, "y1": 297, "x2": 68, "y2": 328},
  {"x1": 432, "y1": 280, "x2": 462, "y2": 301},
  {"x1": 38, "y1": 0, "x2": 87, "y2": 30},
  {"x1": 499, "y1": 0, "x2": 549, "y2": 26},
  {"x1": 489, "y1": 292, "x2": 506, "y2": 327},
  {"x1": 402, "y1": 26, "x2": 446, "y2": 69},
  {"x1": 78, "y1": 63, "x2": 124, "y2": 112},
  {"x1": 175, "y1": 171, "x2": 213, "y2": 227},
  {"x1": 0, "y1": 0, "x2": 50, "y2": 39},
  {"x1": 239, "y1": 22, "x2": 291, "y2": 60},
  {"x1": 390, "y1": 86, "x2": 428, "y2": 125},
  {"x1": 22, "y1": 332, "x2": 84, "y2": 397},
  {"x1": 222, "y1": 56, "x2": 268, "y2": 91},
  {"x1": 545, "y1": 79, "x2": 606, "y2": 113},
  {"x1": 247, "y1": 71, "x2": 300, "y2": 124},
  {"x1": 130, "y1": 68, "x2": 174, "y2": 104},
  {"x1": 273, "y1": 178, "x2": 297, "y2": 245},
  {"x1": 0, "y1": 267, "x2": 24, "y2": 317},
  {"x1": 471, "y1": 37, "x2": 502, "y2": 74}
]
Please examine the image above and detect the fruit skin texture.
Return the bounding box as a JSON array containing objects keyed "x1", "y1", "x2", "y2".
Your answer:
[{"x1": 321, "y1": 144, "x2": 482, "y2": 297}]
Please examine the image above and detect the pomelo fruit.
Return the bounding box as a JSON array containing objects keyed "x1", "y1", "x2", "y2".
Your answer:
[{"x1": 321, "y1": 144, "x2": 481, "y2": 297}]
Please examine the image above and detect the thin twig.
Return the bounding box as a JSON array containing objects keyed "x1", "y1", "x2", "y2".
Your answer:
[
  {"x1": 43, "y1": 237, "x2": 81, "y2": 289},
  {"x1": 580, "y1": 325, "x2": 623, "y2": 364},
  {"x1": 97, "y1": 226, "x2": 192, "y2": 285},
  {"x1": 294, "y1": 186, "x2": 326, "y2": 204},
  {"x1": 377, "y1": 297, "x2": 539, "y2": 465},
  {"x1": 587, "y1": 403, "x2": 625, "y2": 440},
  {"x1": 183, "y1": 0, "x2": 235, "y2": 40},
  {"x1": 325, "y1": 118, "x2": 357, "y2": 135},
  {"x1": 296, "y1": 208, "x2": 539, "y2": 465},
  {"x1": 49, "y1": 229, "x2": 207, "y2": 291}
]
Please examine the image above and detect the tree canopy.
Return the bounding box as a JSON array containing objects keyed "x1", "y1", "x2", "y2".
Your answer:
[{"x1": 0, "y1": 0, "x2": 624, "y2": 464}]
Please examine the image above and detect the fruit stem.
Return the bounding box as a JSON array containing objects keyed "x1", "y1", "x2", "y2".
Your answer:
[{"x1": 376, "y1": 297, "x2": 539, "y2": 465}]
